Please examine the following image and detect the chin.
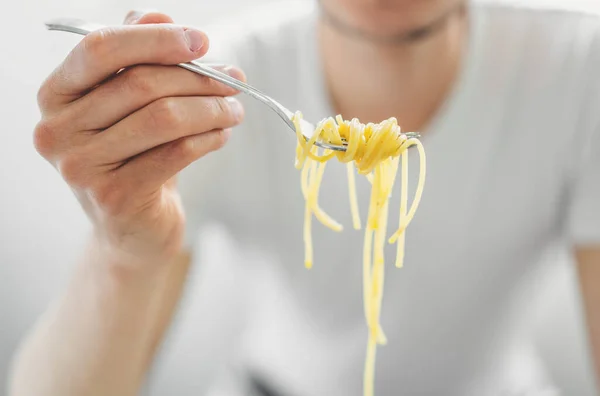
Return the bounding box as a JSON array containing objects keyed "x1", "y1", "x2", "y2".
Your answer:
[{"x1": 319, "y1": 0, "x2": 465, "y2": 41}]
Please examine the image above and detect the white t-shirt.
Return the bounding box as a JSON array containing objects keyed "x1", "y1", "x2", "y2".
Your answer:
[{"x1": 151, "y1": 1, "x2": 600, "y2": 395}]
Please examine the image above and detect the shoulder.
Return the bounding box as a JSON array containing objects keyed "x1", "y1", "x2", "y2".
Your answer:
[
  {"x1": 474, "y1": 1, "x2": 600, "y2": 168},
  {"x1": 475, "y1": 0, "x2": 600, "y2": 50},
  {"x1": 475, "y1": 0, "x2": 600, "y2": 46},
  {"x1": 473, "y1": 0, "x2": 600, "y2": 106},
  {"x1": 477, "y1": 0, "x2": 600, "y2": 19}
]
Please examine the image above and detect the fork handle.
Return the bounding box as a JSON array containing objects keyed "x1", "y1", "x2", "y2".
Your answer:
[
  {"x1": 45, "y1": 19, "x2": 300, "y2": 134},
  {"x1": 44, "y1": 20, "x2": 282, "y2": 111}
]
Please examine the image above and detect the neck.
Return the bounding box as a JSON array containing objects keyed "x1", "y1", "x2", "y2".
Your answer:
[{"x1": 318, "y1": 7, "x2": 468, "y2": 133}]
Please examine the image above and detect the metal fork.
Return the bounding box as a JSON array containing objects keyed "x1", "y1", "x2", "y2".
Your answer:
[{"x1": 45, "y1": 18, "x2": 420, "y2": 152}]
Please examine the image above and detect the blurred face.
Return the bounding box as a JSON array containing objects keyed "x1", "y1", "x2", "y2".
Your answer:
[{"x1": 319, "y1": 0, "x2": 467, "y2": 43}]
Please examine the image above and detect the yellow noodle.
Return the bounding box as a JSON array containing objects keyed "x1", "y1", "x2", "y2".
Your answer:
[
  {"x1": 292, "y1": 111, "x2": 426, "y2": 396},
  {"x1": 347, "y1": 163, "x2": 362, "y2": 230},
  {"x1": 395, "y1": 151, "x2": 409, "y2": 268}
]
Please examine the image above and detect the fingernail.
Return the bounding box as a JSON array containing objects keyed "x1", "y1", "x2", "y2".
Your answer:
[
  {"x1": 124, "y1": 10, "x2": 144, "y2": 24},
  {"x1": 223, "y1": 66, "x2": 244, "y2": 81},
  {"x1": 223, "y1": 128, "x2": 233, "y2": 139},
  {"x1": 226, "y1": 97, "x2": 244, "y2": 121},
  {"x1": 184, "y1": 28, "x2": 205, "y2": 52}
]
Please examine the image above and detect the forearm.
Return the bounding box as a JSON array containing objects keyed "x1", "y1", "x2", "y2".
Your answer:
[
  {"x1": 13, "y1": 8, "x2": 239, "y2": 395},
  {"x1": 576, "y1": 247, "x2": 600, "y2": 389},
  {"x1": 8, "y1": 238, "x2": 191, "y2": 396}
]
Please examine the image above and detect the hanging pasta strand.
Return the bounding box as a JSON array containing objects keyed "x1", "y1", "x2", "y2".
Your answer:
[{"x1": 291, "y1": 111, "x2": 426, "y2": 396}]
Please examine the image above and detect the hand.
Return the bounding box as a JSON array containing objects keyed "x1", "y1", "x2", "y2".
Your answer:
[{"x1": 34, "y1": 11, "x2": 245, "y2": 268}]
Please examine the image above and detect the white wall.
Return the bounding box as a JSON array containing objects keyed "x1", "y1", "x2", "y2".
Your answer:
[{"x1": 0, "y1": 0, "x2": 597, "y2": 395}]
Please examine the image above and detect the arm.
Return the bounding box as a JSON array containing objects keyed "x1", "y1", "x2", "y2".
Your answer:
[
  {"x1": 8, "y1": 10, "x2": 245, "y2": 396},
  {"x1": 9, "y1": 247, "x2": 192, "y2": 396},
  {"x1": 576, "y1": 246, "x2": 600, "y2": 389}
]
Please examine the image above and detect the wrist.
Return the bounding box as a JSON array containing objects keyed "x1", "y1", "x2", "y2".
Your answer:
[{"x1": 87, "y1": 232, "x2": 182, "y2": 282}]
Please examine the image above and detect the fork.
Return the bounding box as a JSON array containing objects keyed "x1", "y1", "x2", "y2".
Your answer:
[{"x1": 45, "y1": 18, "x2": 420, "y2": 152}]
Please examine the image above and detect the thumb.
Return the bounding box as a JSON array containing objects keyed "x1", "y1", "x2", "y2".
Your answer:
[{"x1": 123, "y1": 10, "x2": 174, "y2": 25}]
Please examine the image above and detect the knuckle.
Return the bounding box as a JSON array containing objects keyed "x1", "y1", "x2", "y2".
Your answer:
[
  {"x1": 33, "y1": 119, "x2": 59, "y2": 157},
  {"x1": 178, "y1": 136, "x2": 199, "y2": 158},
  {"x1": 212, "y1": 129, "x2": 230, "y2": 150},
  {"x1": 147, "y1": 97, "x2": 182, "y2": 130},
  {"x1": 157, "y1": 25, "x2": 175, "y2": 42},
  {"x1": 212, "y1": 97, "x2": 231, "y2": 119},
  {"x1": 37, "y1": 62, "x2": 71, "y2": 112},
  {"x1": 58, "y1": 153, "x2": 87, "y2": 187},
  {"x1": 36, "y1": 79, "x2": 53, "y2": 111},
  {"x1": 169, "y1": 135, "x2": 200, "y2": 160},
  {"x1": 203, "y1": 97, "x2": 233, "y2": 126},
  {"x1": 93, "y1": 180, "x2": 127, "y2": 217},
  {"x1": 81, "y1": 28, "x2": 114, "y2": 60},
  {"x1": 195, "y1": 130, "x2": 229, "y2": 157},
  {"x1": 209, "y1": 97, "x2": 243, "y2": 126},
  {"x1": 154, "y1": 26, "x2": 181, "y2": 54},
  {"x1": 122, "y1": 66, "x2": 155, "y2": 96}
]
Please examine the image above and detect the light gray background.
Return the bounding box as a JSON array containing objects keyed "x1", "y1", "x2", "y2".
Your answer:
[{"x1": 0, "y1": 0, "x2": 598, "y2": 395}]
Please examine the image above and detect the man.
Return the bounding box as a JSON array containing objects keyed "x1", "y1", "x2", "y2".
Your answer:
[{"x1": 8, "y1": 0, "x2": 600, "y2": 395}]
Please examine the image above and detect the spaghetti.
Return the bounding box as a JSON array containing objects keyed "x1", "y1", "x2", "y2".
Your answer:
[{"x1": 292, "y1": 112, "x2": 426, "y2": 396}]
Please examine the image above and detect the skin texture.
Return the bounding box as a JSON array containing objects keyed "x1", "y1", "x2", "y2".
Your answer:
[{"x1": 8, "y1": 3, "x2": 600, "y2": 395}]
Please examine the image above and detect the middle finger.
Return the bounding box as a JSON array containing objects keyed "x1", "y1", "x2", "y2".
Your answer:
[
  {"x1": 84, "y1": 95, "x2": 244, "y2": 165},
  {"x1": 66, "y1": 64, "x2": 246, "y2": 131}
]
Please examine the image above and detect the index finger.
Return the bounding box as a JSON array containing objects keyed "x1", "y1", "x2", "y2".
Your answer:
[{"x1": 39, "y1": 24, "x2": 209, "y2": 110}]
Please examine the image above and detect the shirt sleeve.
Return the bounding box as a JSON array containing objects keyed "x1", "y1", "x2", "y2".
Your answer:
[{"x1": 566, "y1": 125, "x2": 600, "y2": 245}]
